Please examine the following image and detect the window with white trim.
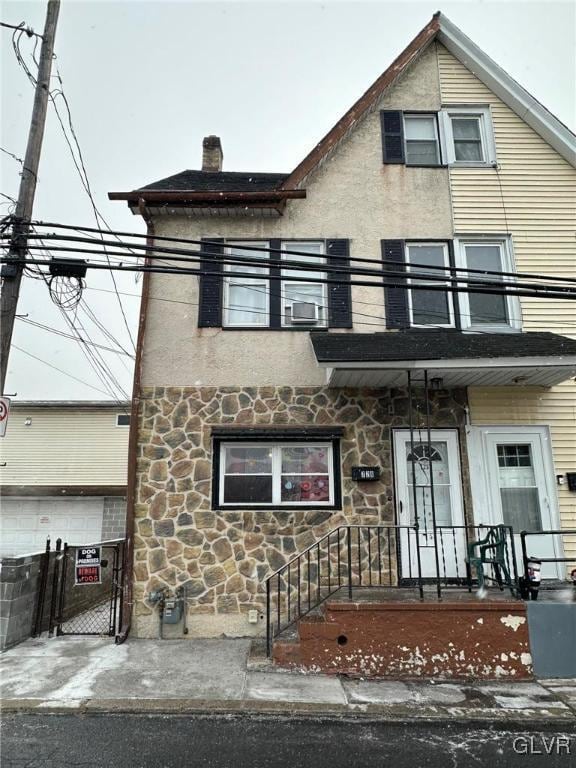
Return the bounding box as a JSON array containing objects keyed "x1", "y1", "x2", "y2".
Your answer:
[
  {"x1": 455, "y1": 237, "x2": 521, "y2": 331},
  {"x1": 404, "y1": 114, "x2": 441, "y2": 166},
  {"x1": 223, "y1": 242, "x2": 269, "y2": 327},
  {"x1": 406, "y1": 242, "x2": 454, "y2": 327},
  {"x1": 281, "y1": 241, "x2": 327, "y2": 327},
  {"x1": 440, "y1": 107, "x2": 496, "y2": 166},
  {"x1": 219, "y1": 442, "x2": 335, "y2": 506}
]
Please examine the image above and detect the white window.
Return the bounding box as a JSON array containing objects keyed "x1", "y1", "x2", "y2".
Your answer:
[
  {"x1": 219, "y1": 442, "x2": 335, "y2": 507},
  {"x1": 404, "y1": 114, "x2": 441, "y2": 166},
  {"x1": 440, "y1": 107, "x2": 496, "y2": 166},
  {"x1": 281, "y1": 242, "x2": 327, "y2": 327},
  {"x1": 116, "y1": 414, "x2": 130, "y2": 426},
  {"x1": 406, "y1": 242, "x2": 454, "y2": 328},
  {"x1": 223, "y1": 242, "x2": 269, "y2": 327},
  {"x1": 455, "y1": 237, "x2": 521, "y2": 331}
]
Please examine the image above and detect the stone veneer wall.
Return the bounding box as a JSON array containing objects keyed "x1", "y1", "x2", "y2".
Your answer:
[{"x1": 133, "y1": 386, "x2": 471, "y2": 637}]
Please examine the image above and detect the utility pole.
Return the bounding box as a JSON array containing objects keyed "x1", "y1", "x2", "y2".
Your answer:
[{"x1": 0, "y1": 0, "x2": 60, "y2": 392}]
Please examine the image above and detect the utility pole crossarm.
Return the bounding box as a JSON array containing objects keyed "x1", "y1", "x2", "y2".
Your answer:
[{"x1": 0, "y1": 0, "x2": 61, "y2": 392}]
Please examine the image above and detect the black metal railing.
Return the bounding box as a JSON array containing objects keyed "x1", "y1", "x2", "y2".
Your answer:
[
  {"x1": 264, "y1": 523, "x2": 519, "y2": 656},
  {"x1": 520, "y1": 529, "x2": 576, "y2": 594}
]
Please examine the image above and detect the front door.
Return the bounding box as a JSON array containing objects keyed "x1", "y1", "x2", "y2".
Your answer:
[
  {"x1": 470, "y1": 427, "x2": 563, "y2": 579},
  {"x1": 394, "y1": 429, "x2": 466, "y2": 580}
]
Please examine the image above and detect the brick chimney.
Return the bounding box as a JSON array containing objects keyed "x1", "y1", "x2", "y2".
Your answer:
[{"x1": 202, "y1": 135, "x2": 223, "y2": 172}]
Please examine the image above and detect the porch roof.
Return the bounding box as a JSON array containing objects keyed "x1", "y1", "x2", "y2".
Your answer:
[{"x1": 310, "y1": 331, "x2": 576, "y2": 388}]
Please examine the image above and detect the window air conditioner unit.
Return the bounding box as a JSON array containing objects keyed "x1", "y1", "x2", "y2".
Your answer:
[{"x1": 290, "y1": 301, "x2": 319, "y2": 323}]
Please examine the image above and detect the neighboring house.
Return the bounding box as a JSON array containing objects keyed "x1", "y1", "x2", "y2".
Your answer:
[
  {"x1": 0, "y1": 402, "x2": 130, "y2": 556},
  {"x1": 110, "y1": 13, "x2": 576, "y2": 640}
]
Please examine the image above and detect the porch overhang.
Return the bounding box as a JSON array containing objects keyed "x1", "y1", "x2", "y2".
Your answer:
[{"x1": 311, "y1": 331, "x2": 576, "y2": 388}]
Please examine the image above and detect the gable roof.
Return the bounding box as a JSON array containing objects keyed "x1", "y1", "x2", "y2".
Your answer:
[
  {"x1": 110, "y1": 12, "x2": 575, "y2": 207},
  {"x1": 281, "y1": 12, "x2": 576, "y2": 188}
]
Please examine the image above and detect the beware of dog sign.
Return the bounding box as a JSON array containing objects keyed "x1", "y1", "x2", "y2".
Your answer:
[{"x1": 75, "y1": 546, "x2": 101, "y2": 585}]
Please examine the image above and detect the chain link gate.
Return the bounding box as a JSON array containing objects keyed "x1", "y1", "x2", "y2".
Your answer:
[{"x1": 53, "y1": 539, "x2": 125, "y2": 636}]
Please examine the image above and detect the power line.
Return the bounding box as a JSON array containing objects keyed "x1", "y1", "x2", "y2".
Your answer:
[
  {"x1": 24, "y1": 229, "x2": 132, "y2": 405},
  {"x1": 5, "y1": 253, "x2": 576, "y2": 302},
  {"x1": 27, "y1": 219, "x2": 576, "y2": 286},
  {"x1": 0, "y1": 20, "x2": 42, "y2": 38},
  {"x1": 8, "y1": 27, "x2": 137, "y2": 352},
  {"x1": 4, "y1": 226, "x2": 575, "y2": 298},
  {"x1": 0, "y1": 146, "x2": 23, "y2": 164},
  {"x1": 12, "y1": 344, "x2": 125, "y2": 398},
  {"x1": 17, "y1": 316, "x2": 135, "y2": 357},
  {"x1": 18, "y1": 230, "x2": 576, "y2": 293},
  {"x1": 82, "y1": 281, "x2": 576, "y2": 329}
]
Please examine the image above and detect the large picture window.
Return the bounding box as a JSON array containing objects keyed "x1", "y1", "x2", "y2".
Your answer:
[{"x1": 218, "y1": 442, "x2": 335, "y2": 507}]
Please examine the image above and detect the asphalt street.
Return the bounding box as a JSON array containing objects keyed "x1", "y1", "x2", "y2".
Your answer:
[{"x1": 1, "y1": 714, "x2": 575, "y2": 768}]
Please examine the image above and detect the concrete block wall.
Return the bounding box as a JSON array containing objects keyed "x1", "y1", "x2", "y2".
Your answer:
[
  {"x1": 0, "y1": 554, "x2": 43, "y2": 650},
  {"x1": 102, "y1": 496, "x2": 126, "y2": 542}
]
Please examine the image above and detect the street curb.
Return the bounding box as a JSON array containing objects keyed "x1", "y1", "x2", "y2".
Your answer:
[{"x1": 2, "y1": 697, "x2": 575, "y2": 726}]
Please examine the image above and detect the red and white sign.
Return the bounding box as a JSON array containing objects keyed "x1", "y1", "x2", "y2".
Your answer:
[{"x1": 0, "y1": 397, "x2": 10, "y2": 438}]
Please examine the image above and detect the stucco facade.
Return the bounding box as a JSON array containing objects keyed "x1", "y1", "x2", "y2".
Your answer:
[{"x1": 142, "y1": 43, "x2": 452, "y2": 388}]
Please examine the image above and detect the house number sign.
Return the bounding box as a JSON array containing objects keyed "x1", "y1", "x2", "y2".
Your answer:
[
  {"x1": 352, "y1": 466, "x2": 381, "y2": 482},
  {"x1": 75, "y1": 547, "x2": 102, "y2": 585}
]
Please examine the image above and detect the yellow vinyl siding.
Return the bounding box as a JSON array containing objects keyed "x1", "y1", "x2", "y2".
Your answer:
[
  {"x1": 437, "y1": 44, "x2": 576, "y2": 335},
  {"x1": 438, "y1": 45, "x2": 576, "y2": 557},
  {"x1": 468, "y1": 385, "x2": 576, "y2": 561},
  {"x1": 0, "y1": 407, "x2": 129, "y2": 487}
]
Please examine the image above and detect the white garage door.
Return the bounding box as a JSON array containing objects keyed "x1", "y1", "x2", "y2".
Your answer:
[{"x1": 0, "y1": 497, "x2": 104, "y2": 557}]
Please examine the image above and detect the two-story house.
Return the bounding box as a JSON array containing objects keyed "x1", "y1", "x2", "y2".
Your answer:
[{"x1": 110, "y1": 13, "x2": 576, "y2": 642}]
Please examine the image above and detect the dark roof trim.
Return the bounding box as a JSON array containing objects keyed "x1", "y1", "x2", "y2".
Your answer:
[
  {"x1": 280, "y1": 15, "x2": 440, "y2": 189},
  {"x1": 108, "y1": 190, "x2": 306, "y2": 204},
  {"x1": 211, "y1": 426, "x2": 345, "y2": 440}
]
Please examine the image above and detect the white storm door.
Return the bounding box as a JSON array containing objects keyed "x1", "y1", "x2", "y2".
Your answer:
[
  {"x1": 483, "y1": 430, "x2": 562, "y2": 579},
  {"x1": 394, "y1": 430, "x2": 466, "y2": 579}
]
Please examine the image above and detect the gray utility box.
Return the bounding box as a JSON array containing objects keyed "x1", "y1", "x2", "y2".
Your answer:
[
  {"x1": 527, "y1": 603, "x2": 576, "y2": 678},
  {"x1": 163, "y1": 599, "x2": 183, "y2": 624}
]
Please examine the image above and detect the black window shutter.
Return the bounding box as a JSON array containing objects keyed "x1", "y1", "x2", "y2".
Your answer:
[
  {"x1": 380, "y1": 110, "x2": 405, "y2": 164},
  {"x1": 198, "y1": 238, "x2": 224, "y2": 327},
  {"x1": 382, "y1": 240, "x2": 408, "y2": 329},
  {"x1": 269, "y1": 239, "x2": 282, "y2": 329},
  {"x1": 326, "y1": 239, "x2": 352, "y2": 328}
]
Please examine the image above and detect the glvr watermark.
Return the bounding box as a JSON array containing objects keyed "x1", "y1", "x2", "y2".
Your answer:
[{"x1": 513, "y1": 736, "x2": 572, "y2": 755}]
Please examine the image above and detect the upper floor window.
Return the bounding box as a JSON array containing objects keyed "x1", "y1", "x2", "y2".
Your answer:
[
  {"x1": 381, "y1": 106, "x2": 496, "y2": 168},
  {"x1": 455, "y1": 237, "x2": 521, "y2": 331},
  {"x1": 404, "y1": 114, "x2": 441, "y2": 166},
  {"x1": 440, "y1": 107, "x2": 496, "y2": 166},
  {"x1": 223, "y1": 242, "x2": 270, "y2": 327},
  {"x1": 198, "y1": 238, "x2": 352, "y2": 331},
  {"x1": 281, "y1": 242, "x2": 327, "y2": 327},
  {"x1": 406, "y1": 242, "x2": 454, "y2": 327},
  {"x1": 116, "y1": 414, "x2": 130, "y2": 426},
  {"x1": 382, "y1": 237, "x2": 520, "y2": 332}
]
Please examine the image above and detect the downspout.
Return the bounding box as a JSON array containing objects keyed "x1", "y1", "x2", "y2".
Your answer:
[{"x1": 116, "y1": 199, "x2": 154, "y2": 644}]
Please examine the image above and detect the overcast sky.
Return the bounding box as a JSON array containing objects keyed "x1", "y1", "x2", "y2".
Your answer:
[{"x1": 2, "y1": 0, "x2": 574, "y2": 401}]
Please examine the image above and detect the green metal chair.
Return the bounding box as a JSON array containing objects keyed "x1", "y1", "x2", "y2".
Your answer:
[{"x1": 467, "y1": 525, "x2": 514, "y2": 595}]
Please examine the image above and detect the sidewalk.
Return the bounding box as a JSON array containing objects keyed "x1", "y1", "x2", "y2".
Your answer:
[{"x1": 1, "y1": 636, "x2": 575, "y2": 724}]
